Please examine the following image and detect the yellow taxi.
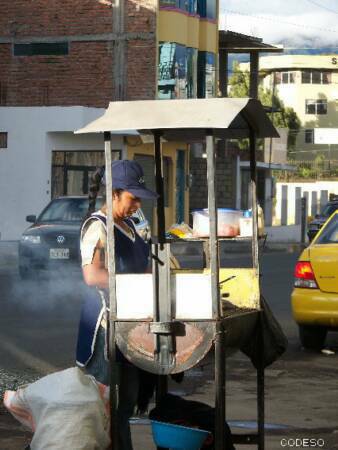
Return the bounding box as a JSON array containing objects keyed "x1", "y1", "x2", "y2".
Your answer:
[{"x1": 291, "y1": 211, "x2": 338, "y2": 350}]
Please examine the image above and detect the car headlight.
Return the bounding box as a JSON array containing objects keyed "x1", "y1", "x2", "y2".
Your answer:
[{"x1": 21, "y1": 235, "x2": 41, "y2": 244}]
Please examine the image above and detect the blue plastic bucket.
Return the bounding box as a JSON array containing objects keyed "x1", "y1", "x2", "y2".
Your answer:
[{"x1": 151, "y1": 420, "x2": 210, "y2": 450}]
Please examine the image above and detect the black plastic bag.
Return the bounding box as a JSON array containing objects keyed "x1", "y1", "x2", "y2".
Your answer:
[
  {"x1": 149, "y1": 393, "x2": 235, "y2": 449},
  {"x1": 240, "y1": 295, "x2": 288, "y2": 369}
]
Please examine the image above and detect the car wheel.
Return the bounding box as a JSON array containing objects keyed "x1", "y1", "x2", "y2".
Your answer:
[{"x1": 299, "y1": 325, "x2": 327, "y2": 350}]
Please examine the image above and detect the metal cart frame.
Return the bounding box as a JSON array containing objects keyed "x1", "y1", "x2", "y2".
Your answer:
[{"x1": 75, "y1": 98, "x2": 279, "y2": 450}]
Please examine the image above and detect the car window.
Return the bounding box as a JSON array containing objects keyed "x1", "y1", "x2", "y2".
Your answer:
[
  {"x1": 38, "y1": 199, "x2": 90, "y2": 222},
  {"x1": 38, "y1": 198, "x2": 104, "y2": 222},
  {"x1": 321, "y1": 203, "x2": 338, "y2": 217},
  {"x1": 315, "y1": 214, "x2": 338, "y2": 244}
]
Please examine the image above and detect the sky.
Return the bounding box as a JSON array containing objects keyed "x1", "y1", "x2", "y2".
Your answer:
[{"x1": 220, "y1": 0, "x2": 338, "y2": 49}]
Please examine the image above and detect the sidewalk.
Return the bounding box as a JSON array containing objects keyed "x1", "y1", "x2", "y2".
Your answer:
[
  {"x1": 0, "y1": 406, "x2": 31, "y2": 450},
  {"x1": 2, "y1": 351, "x2": 338, "y2": 450},
  {"x1": 0, "y1": 406, "x2": 157, "y2": 450}
]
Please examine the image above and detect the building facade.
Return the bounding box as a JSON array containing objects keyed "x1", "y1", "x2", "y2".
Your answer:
[
  {"x1": 257, "y1": 54, "x2": 338, "y2": 162},
  {"x1": 0, "y1": 0, "x2": 218, "y2": 239},
  {"x1": 158, "y1": 0, "x2": 218, "y2": 99}
]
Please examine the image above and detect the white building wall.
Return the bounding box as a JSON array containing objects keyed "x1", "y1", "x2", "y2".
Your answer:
[
  {"x1": 259, "y1": 55, "x2": 338, "y2": 161},
  {"x1": 0, "y1": 106, "x2": 124, "y2": 240},
  {"x1": 242, "y1": 55, "x2": 338, "y2": 160},
  {"x1": 274, "y1": 180, "x2": 338, "y2": 225}
]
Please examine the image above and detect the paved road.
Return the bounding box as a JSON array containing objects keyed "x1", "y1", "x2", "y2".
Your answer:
[
  {"x1": 0, "y1": 248, "x2": 299, "y2": 376},
  {"x1": 1, "y1": 247, "x2": 338, "y2": 449}
]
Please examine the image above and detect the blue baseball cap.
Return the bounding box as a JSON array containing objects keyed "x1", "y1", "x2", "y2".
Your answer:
[{"x1": 103, "y1": 160, "x2": 158, "y2": 200}]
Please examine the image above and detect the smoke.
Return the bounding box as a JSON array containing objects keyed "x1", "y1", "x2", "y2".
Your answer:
[
  {"x1": 0, "y1": 267, "x2": 86, "y2": 376},
  {"x1": 220, "y1": 0, "x2": 338, "y2": 50},
  {"x1": 7, "y1": 269, "x2": 86, "y2": 314}
]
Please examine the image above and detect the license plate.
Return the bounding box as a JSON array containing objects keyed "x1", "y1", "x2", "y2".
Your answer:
[{"x1": 50, "y1": 248, "x2": 70, "y2": 259}]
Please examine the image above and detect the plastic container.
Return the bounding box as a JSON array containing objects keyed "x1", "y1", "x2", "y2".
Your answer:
[
  {"x1": 192, "y1": 208, "x2": 243, "y2": 237},
  {"x1": 151, "y1": 420, "x2": 209, "y2": 450},
  {"x1": 257, "y1": 204, "x2": 265, "y2": 236},
  {"x1": 239, "y1": 206, "x2": 265, "y2": 237},
  {"x1": 239, "y1": 217, "x2": 253, "y2": 237}
]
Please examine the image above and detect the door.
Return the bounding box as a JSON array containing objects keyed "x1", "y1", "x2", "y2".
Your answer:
[
  {"x1": 134, "y1": 155, "x2": 156, "y2": 228},
  {"x1": 134, "y1": 154, "x2": 172, "y2": 230}
]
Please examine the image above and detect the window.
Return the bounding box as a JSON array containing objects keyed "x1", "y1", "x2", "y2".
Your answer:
[
  {"x1": 275, "y1": 72, "x2": 281, "y2": 84},
  {"x1": 0, "y1": 132, "x2": 8, "y2": 148},
  {"x1": 186, "y1": 47, "x2": 198, "y2": 98},
  {"x1": 305, "y1": 129, "x2": 314, "y2": 144},
  {"x1": 316, "y1": 214, "x2": 338, "y2": 244},
  {"x1": 197, "y1": 51, "x2": 216, "y2": 98},
  {"x1": 178, "y1": 0, "x2": 189, "y2": 11},
  {"x1": 133, "y1": 154, "x2": 172, "y2": 229},
  {"x1": 158, "y1": 43, "x2": 197, "y2": 99},
  {"x1": 305, "y1": 99, "x2": 327, "y2": 115},
  {"x1": 159, "y1": 0, "x2": 197, "y2": 13},
  {"x1": 38, "y1": 198, "x2": 95, "y2": 223},
  {"x1": 159, "y1": 0, "x2": 176, "y2": 5},
  {"x1": 301, "y1": 71, "x2": 311, "y2": 84},
  {"x1": 14, "y1": 42, "x2": 69, "y2": 56},
  {"x1": 301, "y1": 70, "x2": 331, "y2": 84},
  {"x1": 52, "y1": 151, "x2": 108, "y2": 198},
  {"x1": 275, "y1": 71, "x2": 295, "y2": 84},
  {"x1": 322, "y1": 72, "x2": 331, "y2": 84},
  {"x1": 188, "y1": 0, "x2": 197, "y2": 13},
  {"x1": 0, "y1": 82, "x2": 7, "y2": 105},
  {"x1": 312, "y1": 71, "x2": 321, "y2": 84},
  {"x1": 197, "y1": 0, "x2": 216, "y2": 19}
]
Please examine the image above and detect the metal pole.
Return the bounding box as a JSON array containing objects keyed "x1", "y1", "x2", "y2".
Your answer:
[
  {"x1": 249, "y1": 127, "x2": 259, "y2": 272},
  {"x1": 153, "y1": 130, "x2": 169, "y2": 444},
  {"x1": 206, "y1": 132, "x2": 221, "y2": 320},
  {"x1": 301, "y1": 197, "x2": 307, "y2": 245},
  {"x1": 104, "y1": 131, "x2": 118, "y2": 449},
  {"x1": 219, "y1": 49, "x2": 228, "y2": 98},
  {"x1": 328, "y1": 144, "x2": 332, "y2": 173},
  {"x1": 215, "y1": 321, "x2": 226, "y2": 450},
  {"x1": 268, "y1": 72, "x2": 277, "y2": 169},
  {"x1": 206, "y1": 131, "x2": 225, "y2": 450},
  {"x1": 257, "y1": 314, "x2": 265, "y2": 450},
  {"x1": 154, "y1": 131, "x2": 165, "y2": 245},
  {"x1": 248, "y1": 126, "x2": 265, "y2": 449},
  {"x1": 249, "y1": 52, "x2": 259, "y2": 100}
]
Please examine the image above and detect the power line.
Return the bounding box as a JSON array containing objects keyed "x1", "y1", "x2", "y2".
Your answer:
[
  {"x1": 303, "y1": 0, "x2": 338, "y2": 15},
  {"x1": 224, "y1": 8, "x2": 338, "y2": 34},
  {"x1": 282, "y1": 47, "x2": 338, "y2": 50}
]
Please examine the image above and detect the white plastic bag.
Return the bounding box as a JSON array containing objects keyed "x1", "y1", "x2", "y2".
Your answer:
[{"x1": 4, "y1": 367, "x2": 110, "y2": 450}]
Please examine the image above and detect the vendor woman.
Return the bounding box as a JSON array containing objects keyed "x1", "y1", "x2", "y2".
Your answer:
[{"x1": 76, "y1": 160, "x2": 158, "y2": 450}]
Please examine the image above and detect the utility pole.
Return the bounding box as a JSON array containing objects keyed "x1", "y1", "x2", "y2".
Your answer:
[
  {"x1": 249, "y1": 51, "x2": 259, "y2": 100},
  {"x1": 268, "y1": 71, "x2": 277, "y2": 168},
  {"x1": 112, "y1": 0, "x2": 126, "y2": 100}
]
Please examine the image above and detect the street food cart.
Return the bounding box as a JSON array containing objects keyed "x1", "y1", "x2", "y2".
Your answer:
[{"x1": 75, "y1": 97, "x2": 279, "y2": 450}]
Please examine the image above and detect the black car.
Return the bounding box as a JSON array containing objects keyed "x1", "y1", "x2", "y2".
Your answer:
[
  {"x1": 19, "y1": 196, "x2": 150, "y2": 278},
  {"x1": 307, "y1": 198, "x2": 338, "y2": 241}
]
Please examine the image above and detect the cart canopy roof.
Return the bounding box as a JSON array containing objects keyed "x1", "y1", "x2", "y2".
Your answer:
[{"x1": 75, "y1": 98, "x2": 279, "y2": 140}]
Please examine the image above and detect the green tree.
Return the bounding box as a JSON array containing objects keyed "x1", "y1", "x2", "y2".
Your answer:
[{"x1": 228, "y1": 62, "x2": 301, "y2": 150}]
